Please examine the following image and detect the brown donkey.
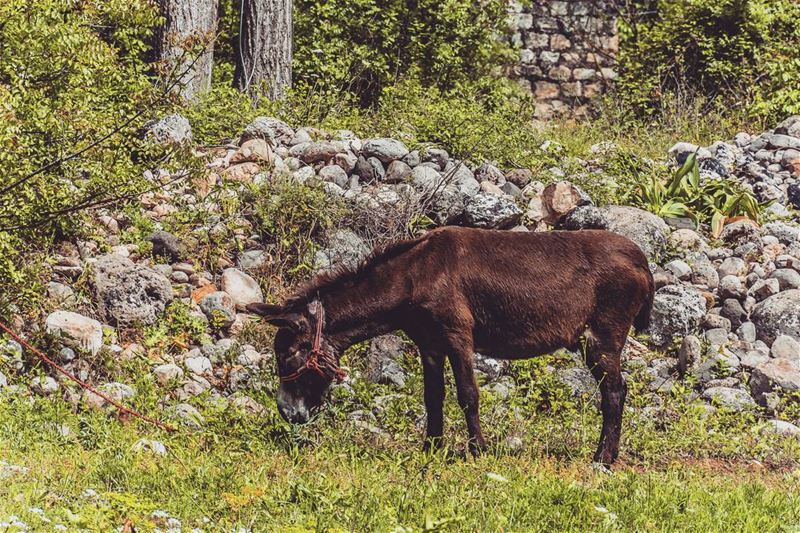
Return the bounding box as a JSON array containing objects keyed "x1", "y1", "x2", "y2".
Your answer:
[{"x1": 247, "y1": 226, "x2": 654, "y2": 465}]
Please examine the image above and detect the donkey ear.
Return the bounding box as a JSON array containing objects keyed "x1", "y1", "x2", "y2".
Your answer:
[{"x1": 246, "y1": 303, "x2": 304, "y2": 330}]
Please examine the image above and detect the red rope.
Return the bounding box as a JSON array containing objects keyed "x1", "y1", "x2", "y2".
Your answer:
[
  {"x1": 0, "y1": 320, "x2": 177, "y2": 433},
  {"x1": 280, "y1": 303, "x2": 346, "y2": 383}
]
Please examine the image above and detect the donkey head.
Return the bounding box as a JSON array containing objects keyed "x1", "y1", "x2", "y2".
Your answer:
[{"x1": 246, "y1": 300, "x2": 343, "y2": 424}]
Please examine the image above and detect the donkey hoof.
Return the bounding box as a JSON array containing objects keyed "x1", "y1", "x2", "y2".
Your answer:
[{"x1": 468, "y1": 440, "x2": 488, "y2": 457}]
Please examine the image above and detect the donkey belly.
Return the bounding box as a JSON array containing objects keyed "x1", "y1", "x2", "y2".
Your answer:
[{"x1": 471, "y1": 307, "x2": 591, "y2": 359}]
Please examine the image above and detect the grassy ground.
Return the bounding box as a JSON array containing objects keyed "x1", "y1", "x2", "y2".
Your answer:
[{"x1": 1, "y1": 349, "x2": 799, "y2": 532}]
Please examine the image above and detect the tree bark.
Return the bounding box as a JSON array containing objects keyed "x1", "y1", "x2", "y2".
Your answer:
[
  {"x1": 234, "y1": 0, "x2": 293, "y2": 101},
  {"x1": 155, "y1": 0, "x2": 218, "y2": 100}
]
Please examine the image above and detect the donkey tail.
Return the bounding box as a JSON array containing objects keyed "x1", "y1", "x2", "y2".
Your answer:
[{"x1": 634, "y1": 268, "x2": 655, "y2": 333}]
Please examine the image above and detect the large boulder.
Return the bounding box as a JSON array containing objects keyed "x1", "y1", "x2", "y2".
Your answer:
[
  {"x1": 562, "y1": 205, "x2": 670, "y2": 260},
  {"x1": 648, "y1": 285, "x2": 707, "y2": 346},
  {"x1": 751, "y1": 290, "x2": 800, "y2": 344},
  {"x1": 92, "y1": 254, "x2": 173, "y2": 327},
  {"x1": 750, "y1": 359, "x2": 800, "y2": 405},
  {"x1": 463, "y1": 193, "x2": 522, "y2": 229},
  {"x1": 45, "y1": 311, "x2": 104, "y2": 355},
  {"x1": 313, "y1": 230, "x2": 371, "y2": 272}
]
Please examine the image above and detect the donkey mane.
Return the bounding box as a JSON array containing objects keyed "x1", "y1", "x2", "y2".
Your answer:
[{"x1": 285, "y1": 232, "x2": 429, "y2": 308}]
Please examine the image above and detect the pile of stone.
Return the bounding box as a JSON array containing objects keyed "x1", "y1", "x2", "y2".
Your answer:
[
  {"x1": 1, "y1": 113, "x2": 799, "y2": 432},
  {"x1": 671, "y1": 115, "x2": 800, "y2": 216}
]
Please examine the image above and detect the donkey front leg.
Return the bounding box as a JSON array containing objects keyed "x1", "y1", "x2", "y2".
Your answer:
[
  {"x1": 421, "y1": 351, "x2": 446, "y2": 452},
  {"x1": 447, "y1": 350, "x2": 487, "y2": 455}
]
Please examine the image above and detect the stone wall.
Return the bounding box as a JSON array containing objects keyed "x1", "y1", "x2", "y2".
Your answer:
[{"x1": 507, "y1": 0, "x2": 619, "y2": 120}]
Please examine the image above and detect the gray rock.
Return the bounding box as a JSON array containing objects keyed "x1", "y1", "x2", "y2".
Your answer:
[
  {"x1": 691, "y1": 261, "x2": 719, "y2": 288},
  {"x1": 717, "y1": 257, "x2": 747, "y2": 278},
  {"x1": 668, "y1": 228, "x2": 706, "y2": 252},
  {"x1": 771, "y1": 335, "x2": 800, "y2": 361},
  {"x1": 719, "y1": 220, "x2": 762, "y2": 248},
  {"x1": 170, "y1": 403, "x2": 205, "y2": 429},
  {"x1": 718, "y1": 275, "x2": 745, "y2": 300},
  {"x1": 366, "y1": 334, "x2": 407, "y2": 388},
  {"x1": 148, "y1": 231, "x2": 183, "y2": 262},
  {"x1": 237, "y1": 249, "x2": 267, "y2": 271},
  {"x1": 737, "y1": 321, "x2": 757, "y2": 343},
  {"x1": 668, "y1": 142, "x2": 712, "y2": 162},
  {"x1": 750, "y1": 359, "x2": 800, "y2": 404},
  {"x1": 92, "y1": 254, "x2": 172, "y2": 327},
  {"x1": 705, "y1": 327, "x2": 730, "y2": 347},
  {"x1": 241, "y1": 116, "x2": 293, "y2": 144},
  {"x1": 664, "y1": 260, "x2": 692, "y2": 280},
  {"x1": 648, "y1": 285, "x2": 707, "y2": 346},
  {"x1": 763, "y1": 222, "x2": 799, "y2": 245},
  {"x1": 473, "y1": 353, "x2": 505, "y2": 381},
  {"x1": 153, "y1": 364, "x2": 184, "y2": 386},
  {"x1": 144, "y1": 114, "x2": 191, "y2": 145},
  {"x1": 562, "y1": 205, "x2": 670, "y2": 260},
  {"x1": 384, "y1": 160, "x2": 412, "y2": 183},
  {"x1": 678, "y1": 335, "x2": 702, "y2": 374},
  {"x1": 702, "y1": 313, "x2": 732, "y2": 332},
  {"x1": 769, "y1": 268, "x2": 800, "y2": 291},
  {"x1": 184, "y1": 355, "x2": 212, "y2": 375},
  {"x1": 31, "y1": 376, "x2": 59, "y2": 396},
  {"x1": 319, "y1": 165, "x2": 349, "y2": 188},
  {"x1": 763, "y1": 419, "x2": 800, "y2": 437},
  {"x1": 220, "y1": 268, "x2": 263, "y2": 311},
  {"x1": 314, "y1": 229, "x2": 370, "y2": 272},
  {"x1": 463, "y1": 193, "x2": 523, "y2": 229},
  {"x1": 300, "y1": 142, "x2": 340, "y2": 164},
  {"x1": 720, "y1": 298, "x2": 747, "y2": 329},
  {"x1": 47, "y1": 282, "x2": 76, "y2": 307},
  {"x1": 199, "y1": 291, "x2": 236, "y2": 323},
  {"x1": 748, "y1": 278, "x2": 780, "y2": 301},
  {"x1": 362, "y1": 138, "x2": 409, "y2": 164},
  {"x1": 354, "y1": 155, "x2": 385, "y2": 182},
  {"x1": 557, "y1": 366, "x2": 599, "y2": 404},
  {"x1": 701, "y1": 387, "x2": 756, "y2": 411},
  {"x1": 751, "y1": 290, "x2": 800, "y2": 344},
  {"x1": 45, "y1": 311, "x2": 104, "y2": 355}
]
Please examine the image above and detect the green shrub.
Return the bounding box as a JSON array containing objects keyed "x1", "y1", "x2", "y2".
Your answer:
[
  {"x1": 618, "y1": 0, "x2": 800, "y2": 121},
  {"x1": 290, "y1": 0, "x2": 514, "y2": 105},
  {"x1": 0, "y1": 0, "x2": 183, "y2": 317},
  {"x1": 244, "y1": 178, "x2": 349, "y2": 295}
]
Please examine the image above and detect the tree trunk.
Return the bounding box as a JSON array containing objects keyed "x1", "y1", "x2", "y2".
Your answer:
[
  {"x1": 155, "y1": 0, "x2": 218, "y2": 100},
  {"x1": 234, "y1": 0, "x2": 293, "y2": 101}
]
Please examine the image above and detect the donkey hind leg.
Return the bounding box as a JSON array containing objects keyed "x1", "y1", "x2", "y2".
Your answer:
[
  {"x1": 582, "y1": 326, "x2": 628, "y2": 466},
  {"x1": 421, "y1": 351, "x2": 446, "y2": 452},
  {"x1": 446, "y1": 348, "x2": 487, "y2": 456}
]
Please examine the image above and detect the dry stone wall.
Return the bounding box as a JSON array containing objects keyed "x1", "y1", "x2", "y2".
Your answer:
[{"x1": 506, "y1": 0, "x2": 619, "y2": 119}]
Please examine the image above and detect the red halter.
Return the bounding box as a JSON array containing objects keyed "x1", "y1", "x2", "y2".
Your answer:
[{"x1": 279, "y1": 303, "x2": 346, "y2": 383}]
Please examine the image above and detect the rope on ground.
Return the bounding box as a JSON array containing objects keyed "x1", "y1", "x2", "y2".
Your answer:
[{"x1": 0, "y1": 320, "x2": 177, "y2": 433}]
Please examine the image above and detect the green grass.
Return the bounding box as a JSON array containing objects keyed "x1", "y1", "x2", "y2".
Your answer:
[{"x1": 1, "y1": 349, "x2": 800, "y2": 531}]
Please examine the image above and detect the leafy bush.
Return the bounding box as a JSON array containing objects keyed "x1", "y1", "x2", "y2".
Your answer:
[
  {"x1": 0, "y1": 0, "x2": 183, "y2": 316},
  {"x1": 618, "y1": 0, "x2": 800, "y2": 121},
  {"x1": 243, "y1": 178, "x2": 348, "y2": 295},
  {"x1": 290, "y1": 0, "x2": 513, "y2": 105}
]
